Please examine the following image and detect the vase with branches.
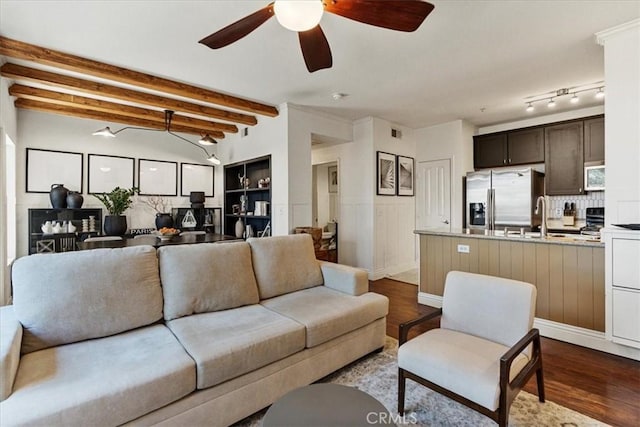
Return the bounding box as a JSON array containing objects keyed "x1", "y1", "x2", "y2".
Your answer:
[
  {"x1": 141, "y1": 196, "x2": 174, "y2": 230},
  {"x1": 93, "y1": 187, "x2": 137, "y2": 235}
]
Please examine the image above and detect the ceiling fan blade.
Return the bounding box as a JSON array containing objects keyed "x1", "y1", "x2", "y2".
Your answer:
[
  {"x1": 199, "y1": 3, "x2": 275, "y2": 49},
  {"x1": 298, "y1": 25, "x2": 333, "y2": 73},
  {"x1": 324, "y1": 0, "x2": 434, "y2": 32}
]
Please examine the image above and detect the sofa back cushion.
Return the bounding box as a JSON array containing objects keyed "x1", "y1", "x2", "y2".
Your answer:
[
  {"x1": 12, "y1": 246, "x2": 163, "y2": 354},
  {"x1": 247, "y1": 234, "x2": 324, "y2": 300},
  {"x1": 158, "y1": 242, "x2": 260, "y2": 320}
]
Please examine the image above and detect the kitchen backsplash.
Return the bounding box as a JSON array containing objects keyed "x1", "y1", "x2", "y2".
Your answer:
[{"x1": 547, "y1": 192, "x2": 604, "y2": 219}]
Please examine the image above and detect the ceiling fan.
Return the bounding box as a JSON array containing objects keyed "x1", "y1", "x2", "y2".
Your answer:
[{"x1": 199, "y1": 0, "x2": 434, "y2": 73}]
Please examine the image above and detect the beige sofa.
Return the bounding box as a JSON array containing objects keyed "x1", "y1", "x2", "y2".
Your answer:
[{"x1": 0, "y1": 234, "x2": 388, "y2": 426}]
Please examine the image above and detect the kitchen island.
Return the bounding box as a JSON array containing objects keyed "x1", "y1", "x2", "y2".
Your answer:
[{"x1": 415, "y1": 229, "x2": 605, "y2": 333}]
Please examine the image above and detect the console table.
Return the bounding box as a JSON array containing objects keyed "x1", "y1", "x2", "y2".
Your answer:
[{"x1": 77, "y1": 233, "x2": 239, "y2": 250}]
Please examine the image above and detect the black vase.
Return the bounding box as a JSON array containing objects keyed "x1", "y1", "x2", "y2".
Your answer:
[
  {"x1": 155, "y1": 213, "x2": 174, "y2": 230},
  {"x1": 66, "y1": 191, "x2": 84, "y2": 209},
  {"x1": 50, "y1": 184, "x2": 69, "y2": 208},
  {"x1": 104, "y1": 215, "x2": 127, "y2": 236}
]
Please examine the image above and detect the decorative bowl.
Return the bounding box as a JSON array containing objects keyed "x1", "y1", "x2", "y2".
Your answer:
[{"x1": 157, "y1": 227, "x2": 180, "y2": 241}]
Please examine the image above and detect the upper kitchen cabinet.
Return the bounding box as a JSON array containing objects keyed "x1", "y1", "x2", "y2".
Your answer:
[
  {"x1": 473, "y1": 128, "x2": 544, "y2": 169},
  {"x1": 507, "y1": 128, "x2": 545, "y2": 165},
  {"x1": 545, "y1": 121, "x2": 584, "y2": 195},
  {"x1": 473, "y1": 133, "x2": 507, "y2": 168},
  {"x1": 584, "y1": 117, "x2": 605, "y2": 163}
]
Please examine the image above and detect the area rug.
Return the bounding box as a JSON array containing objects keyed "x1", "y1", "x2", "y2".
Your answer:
[
  {"x1": 234, "y1": 337, "x2": 607, "y2": 426},
  {"x1": 388, "y1": 268, "x2": 419, "y2": 285}
]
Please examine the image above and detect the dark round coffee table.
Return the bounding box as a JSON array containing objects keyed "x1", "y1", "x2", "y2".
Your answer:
[{"x1": 263, "y1": 383, "x2": 395, "y2": 426}]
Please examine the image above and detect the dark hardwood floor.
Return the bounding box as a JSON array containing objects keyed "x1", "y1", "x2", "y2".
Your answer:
[{"x1": 370, "y1": 278, "x2": 640, "y2": 427}]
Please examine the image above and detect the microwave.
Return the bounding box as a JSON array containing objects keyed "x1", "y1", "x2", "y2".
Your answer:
[{"x1": 585, "y1": 165, "x2": 605, "y2": 191}]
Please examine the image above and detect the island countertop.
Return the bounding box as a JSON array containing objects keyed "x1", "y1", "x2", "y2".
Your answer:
[{"x1": 414, "y1": 228, "x2": 604, "y2": 247}]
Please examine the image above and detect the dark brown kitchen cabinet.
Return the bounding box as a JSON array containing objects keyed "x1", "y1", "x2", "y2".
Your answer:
[
  {"x1": 473, "y1": 128, "x2": 544, "y2": 169},
  {"x1": 507, "y1": 128, "x2": 545, "y2": 165},
  {"x1": 473, "y1": 133, "x2": 507, "y2": 168},
  {"x1": 584, "y1": 117, "x2": 605, "y2": 163},
  {"x1": 545, "y1": 122, "x2": 584, "y2": 195}
]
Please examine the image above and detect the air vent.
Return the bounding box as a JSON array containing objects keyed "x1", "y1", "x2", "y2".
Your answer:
[{"x1": 391, "y1": 128, "x2": 402, "y2": 139}]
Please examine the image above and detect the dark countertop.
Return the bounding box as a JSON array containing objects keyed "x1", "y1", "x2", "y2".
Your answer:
[
  {"x1": 414, "y1": 228, "x2": 604, "y2": 247},
  {"x1": 77, "y1": 233, "x2": 241, "y2": 250}
]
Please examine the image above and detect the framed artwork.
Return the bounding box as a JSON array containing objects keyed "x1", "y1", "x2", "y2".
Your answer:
[
  {"x1": 376, "y1": 151, "x2": 396, "y2": 196},
  {"x1": 26, "y1": 148, "x2": 83, "y2": 193},
  {"x1": 88, "y1": 154, "x2": 135, "y2": 194},
  {"x1": 397, "y1": 155, "x2": 415, "y2": 196},
  {"x1": 328, "y1": 165, "x2": 338, "y2": 193},
  {"x1": 138, "y1": 159, "x2": 178, "y2": 196},
  {"x1": 180, "y1": 163, "x2": 214, "y2": 197}
]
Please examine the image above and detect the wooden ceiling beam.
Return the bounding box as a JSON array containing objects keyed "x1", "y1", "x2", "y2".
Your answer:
[
  {"x1": 9, "y1": 84, "x2": 236, "y2": 134},
  {"x1": 0, "y1": 36, "x2": 279, "y2": 117},
  {"x1": 1, "y1": 63, "x2": 258, "y2": 126},
  {"x1": 15, "y1": 98, "x2": 225, "y2": 139}
]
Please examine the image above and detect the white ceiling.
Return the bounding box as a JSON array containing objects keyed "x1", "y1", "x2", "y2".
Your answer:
[{"x1": 1, "y1": 1, "x2": 638, "y2": 129}]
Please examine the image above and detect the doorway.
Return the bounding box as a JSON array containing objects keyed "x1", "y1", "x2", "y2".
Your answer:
[
  {"x1": 312, "y1": 161, "x2": 339, "y2": 228},
  {"x1": 416, "y1": 159, "x2": 451, "y2": 230}
]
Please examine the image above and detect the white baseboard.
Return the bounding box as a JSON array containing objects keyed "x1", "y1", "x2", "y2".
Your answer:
[
  {"x1": 417, "y1": 292, "x2": 640, "y2": 361},
  {"x1": 369, "y1": 262, "x2": 417, "y2": 281}
]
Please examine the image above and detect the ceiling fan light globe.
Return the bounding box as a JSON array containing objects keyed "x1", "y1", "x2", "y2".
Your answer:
[{"x1": 274, "y1": 0, "x2": 324, "y2": 32}]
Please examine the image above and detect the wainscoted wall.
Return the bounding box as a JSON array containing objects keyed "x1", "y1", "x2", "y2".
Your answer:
[{"x1": 373, "y1": 201, "x2": 416, "y2": 278}]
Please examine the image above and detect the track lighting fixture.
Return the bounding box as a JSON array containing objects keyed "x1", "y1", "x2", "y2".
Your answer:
[
  {"x1": 92, "y1": 110, "x2": 221, "y2": 165},
  {"x1": 524, "y1": 84, "x2": 605, "y2": 112}
]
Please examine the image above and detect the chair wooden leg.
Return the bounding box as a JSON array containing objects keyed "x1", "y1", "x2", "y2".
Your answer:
[
  {"x1": 498, "y1": 407, "x2": 508, "y2": 427},
  {"x1": 398, "y1": 368, "x2": 406, "y2": 415},
  {"x1": 536, "y1": 367, "x2": 545, "y2": 403}
]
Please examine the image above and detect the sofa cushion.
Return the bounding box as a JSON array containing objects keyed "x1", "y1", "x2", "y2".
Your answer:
[
  {"x1": 158, "y1": 242, "x2": 260, "y2": 320},
  {"x1": 398, "y1": 328, "x2": 530, "y2": 411},
  {"x1": 260, "y1": 286, "x2": 389, "y2": 347},
  {"x1": 0, "y1": 306, "x2": 21, "y2": 402},
  {"x1": 247, "y1": 234, "x2": 324, "y2": 299},
  {"x1": 167, "y1": 305, "x2": 305, "y2": 389},
  {"x1": 0, "y1": 325, "x2": 195, "y2": 426},
  {"x1": 11, "y1": 245, "x2": 163, "y2": 354}
]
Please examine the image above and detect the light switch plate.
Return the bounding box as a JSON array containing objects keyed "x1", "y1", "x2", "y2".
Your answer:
[{"x1": 457, "y1": 244, "x2": 470, "y2": 253}]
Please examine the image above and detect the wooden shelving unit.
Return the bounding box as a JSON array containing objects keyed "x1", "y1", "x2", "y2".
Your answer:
[{"x1": 224, "y1": 155, "x2": 271, "y2": 238}]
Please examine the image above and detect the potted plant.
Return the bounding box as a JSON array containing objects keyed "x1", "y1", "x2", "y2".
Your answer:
[
  {"x1": 141, "y1": 196, "x2": 174, "y2": 230},
  {"x1": 93, "y1": 187, "x2": 137, "y2": 236}
]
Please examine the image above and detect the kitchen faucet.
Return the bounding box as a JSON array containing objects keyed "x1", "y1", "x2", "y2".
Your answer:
[{"x1": 535, "y1": 195, "x2": 547, "y2": 237}]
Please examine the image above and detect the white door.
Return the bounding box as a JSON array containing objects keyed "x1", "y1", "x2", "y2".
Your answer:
[{"x1": 416, "y1": 159, "x2": 451, "y2": 230}]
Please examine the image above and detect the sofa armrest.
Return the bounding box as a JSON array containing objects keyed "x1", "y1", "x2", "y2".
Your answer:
[
  {"x1": 1, "y1": 305, "x2": 22, "y2": 401},
  {"x1": 319, "y1": 261, "x2": 369, "y2": 296}
]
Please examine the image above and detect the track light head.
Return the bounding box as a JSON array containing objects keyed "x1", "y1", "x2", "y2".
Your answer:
[
  {"x1": 92, "y1": 127, "x2": 117, "y2": 137},
  {"x1": 198, "y1": 134, "x2": 218, "y2": 145},
  {"x1": 525, "y1": 103, "x2": 534, "y2": 112},
  {"x1": 547, "y1": 98, "x2": 556, "y2": 108},
  {"x1": 595, "y1": 87, "x2": 605, "y2": 99}
]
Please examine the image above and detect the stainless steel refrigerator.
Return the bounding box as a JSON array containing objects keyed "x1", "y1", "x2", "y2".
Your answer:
[{"x1": 466, "y1": 168, "x2": 544, "y2": 231}]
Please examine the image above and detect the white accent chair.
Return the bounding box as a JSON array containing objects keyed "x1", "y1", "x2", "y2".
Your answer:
[{"x1": 398, "y1": 271, "x2": 544, "y2": 427}]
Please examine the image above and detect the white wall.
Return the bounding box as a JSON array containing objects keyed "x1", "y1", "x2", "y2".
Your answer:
[
  {"x1": 313, "y1": 162, "x2": 337, "y2": 228},
  {"x1": 1, "y1": 74, "x2": 18, "y2": 305},
  {"x1": 477, "y1": 105, "x2": 605, "y2": 135},
  {"x1": 216, "y1": 105, "x2": 288, "y2": 235},
  {"x1": 15, "y1": 110, "x2": 223, "y2": 257},
  {"x1": 414, "y1": 120, "x2": 475, "y2": 230},
  {"x1": 372, "y1": 117, "x2": 417, "y2": 278},
  {"x1": 597, "y1": 21, "x2": 640, "y2": 226}
]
